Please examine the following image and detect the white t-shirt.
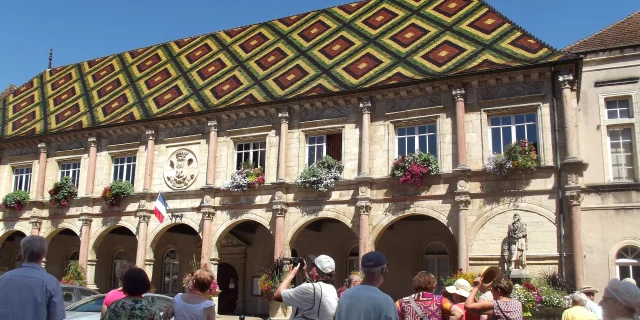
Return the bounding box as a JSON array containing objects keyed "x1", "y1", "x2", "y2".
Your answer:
[
  {"x1": 281, "y1": 282, "x2": 338, "y2": 320},
  {"x1": 334, "y1": 285, "x2": 398, "y2": 320}
]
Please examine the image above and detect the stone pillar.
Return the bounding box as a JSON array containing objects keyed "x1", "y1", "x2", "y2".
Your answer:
[
  {"x1": 143, "y1": 130, "x2": 155, "y2": 191},
  {"x1": 277, "y1": 112, "x2": 289, "y2": 181},
  {"x1": 454, "y1": 194, "x2": 471, "y2": 271},
  {"x1": 356, "y1": 201, "x2": 371, "y2": 266},
  {"x1": 566, "y1": 189, "x2": 584, "y2": 289},
  {"x1": 452, "y1": 89, "x2": 469, "y2": 170},
  {"x1": 206, "y1": 121, "x2": 218, "y2": 185},
  {"x1": 135, "y1": 211, "x2": 151, "y2": 267},
  {"x1": 273, "y1": 203, "x2": 287, "y2": 259},
  {"x1": 359, "y1": 99, "x2": 371, "y2": 176},
  {"x1": 35, "y1": 143, "x2": 48, "y2": 199},
  {"x1": 200, "y1": 206, "x2": 215, "y2": 268},
  {"x1": 85, "y1": 137, "x2": 98, "y2": 196},
  {"x1": 86, "y1": 259, "x2": 98, "y2": 290},
  {"x1": 78, "y1": 215, "x2": 92, "y2": 274},
  {"x1": 145, "y1": 258, "x2": 155, "y2": 291},
  {"x1": 558, "y1": 75, "x2": 579, "y2": 161},
  {"x1": 29, "y1": 216, "x2": 42, "y2": 236}
]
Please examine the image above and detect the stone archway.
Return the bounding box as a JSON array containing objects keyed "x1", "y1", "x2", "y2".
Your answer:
[
  {"x1": 46, "y1": 228, "x2": 80, "y2": 280},
  {"x1": 0, "y1": 230, "x2": 27, "y2": 274},
  {"x1": 92, "y1": 226, "x2": 138, "y2": 292},
  {"x1": 150, "y1": 223, "x2": 201, "y2": 295}
]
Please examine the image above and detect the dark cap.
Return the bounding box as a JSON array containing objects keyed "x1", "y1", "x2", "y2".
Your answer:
[{"x1": 361, "y1": 251, "x2": 387, "y2": 269}]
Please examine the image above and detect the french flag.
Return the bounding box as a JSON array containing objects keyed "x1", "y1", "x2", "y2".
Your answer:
[{"x1": 154, "y1": 193, "x2": 169, "y2": 222}]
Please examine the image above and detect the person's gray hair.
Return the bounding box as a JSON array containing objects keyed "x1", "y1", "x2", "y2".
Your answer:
[
  {"x1": 362, "y1": 265, "x2": 385, "y2": 277},
  {"x1": 21, "y1": 235, "x2": 48, "y2": 263},
  {"x1": 347, "y1": 274, "x2": 361, "y2": 286},
  {"x1": 570, "y1": 291, "x2": 589, "y2": 306}
]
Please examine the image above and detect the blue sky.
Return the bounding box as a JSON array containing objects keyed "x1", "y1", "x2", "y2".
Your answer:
[{"x1": 0, "y1": 0, "x2": 638, "y2": 90}]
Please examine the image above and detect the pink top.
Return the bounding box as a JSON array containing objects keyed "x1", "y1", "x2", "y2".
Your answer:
[{"x1": 104, "y1": 289, "x2": 127, "y2": 308}]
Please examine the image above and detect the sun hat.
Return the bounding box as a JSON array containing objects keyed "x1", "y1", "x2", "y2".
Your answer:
[
  {"x1": 308, "y1": 254, "x2": 335, "y2": 274},
  {"x1": 580, "y1": 286, "x2": 599, "y2": 294},
  {"x1": 445, "y1": 279, "x2": 473, "y2": 298}
]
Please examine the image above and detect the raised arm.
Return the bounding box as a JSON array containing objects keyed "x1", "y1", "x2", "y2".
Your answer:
[{"x1": 464, "y1": 277, "x2": 494, "y2": 316}]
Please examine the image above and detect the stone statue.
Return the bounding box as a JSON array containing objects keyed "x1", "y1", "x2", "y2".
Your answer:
[
  {"x1": 164, "y1": 149, "x2": 198, "y2": 190},
  {"x1": 503, "y1": 213, "x2": 527, "y2": 271}
]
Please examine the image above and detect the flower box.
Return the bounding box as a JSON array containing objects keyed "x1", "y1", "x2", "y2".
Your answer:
[
  {"x1": 49, "y1": 176, "x2": 78, "y2": 208},
  {"x1": 295, "y1": 156, "x2": 343, "y2": 192},
  {"x1": 486, "y1": 139, "x2": 538, "y2": 177},
  {"x1": 102, "y1": 180, "x2": 134, "y2": 208},
  {"x1": 221, "y1": 163, "x2": 265, "y2": 192},
  {"x1": 2, "y1": 190, "x2": 30, "y2": 211},
  {"x1": 391, "y1": 152, "x2": 440, "y2": 186}
]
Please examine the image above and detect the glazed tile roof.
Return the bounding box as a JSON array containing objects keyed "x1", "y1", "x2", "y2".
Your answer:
[
  {"x1": 1, "y1": 0, "x2": 564, "y2": 140},
  {"x1": 564, "y1": 11, "x2": 640, "y2": 53}
]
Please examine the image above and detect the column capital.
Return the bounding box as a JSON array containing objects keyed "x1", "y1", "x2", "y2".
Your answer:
[
  {"x1": 145, "y1": 130, "x2": 156, "y2": 141},
  {"x1": 558, "y1": 74, "x2": 574, "y2": 88},
  {"x1": 273, "y1": 203, "x2": 288, "y2": 217},
  {"x1": 201, "y1": 207, "x2": 215, "y2": 220},
  {"x1": 38, "y1": 142, "x2": 47, "y2": 153},
  {"x1": 135, "y1": 211, "x2": 152, "y2": 223},
  {"x1": 452, "y1": 88, "x2": 466, "y2": 101},
  {"x1": 356, "y1": 201, "x2": 372, "y2": 216},
  {"x1": 30, "y1": 216, "x2": 42, "y2": 229},
  {"x1": 454, "y1": 194, "x2": 471, "y2": 209},
  {"x1": 79, "y1": 215, "x2": 93, "y2": 226},
  {"x1": 359, "y1": 99, "x2": 372, "y2": 114},
  {"x1": 206, "y1": 120, "x2": 218, "y2": 132},
  {"x1": 278, "y1": 111, "x2": 290, "y2": 124},
  {"x1": 565, "y1": 190, "x2": 583, "y2": 206},
  {"x1": 87, "y1": 137, "x2": 97, "y2": 148}
]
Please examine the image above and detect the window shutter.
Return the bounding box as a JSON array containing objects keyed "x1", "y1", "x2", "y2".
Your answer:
[{"x1": 326, "y1": 133, "x2": 342, "y2": 161}]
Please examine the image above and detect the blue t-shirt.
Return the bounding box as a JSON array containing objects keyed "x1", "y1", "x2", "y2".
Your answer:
[{"x1": 335, "y1": 285, "x2": 398, "y2": 320}]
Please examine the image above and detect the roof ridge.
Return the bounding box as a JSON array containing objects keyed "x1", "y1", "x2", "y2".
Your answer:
[{"x1": 563, "y1": 10, "x2": 640, "y2": 52}]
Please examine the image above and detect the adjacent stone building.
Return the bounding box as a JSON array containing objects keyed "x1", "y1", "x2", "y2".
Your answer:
[{"x1": 0, "y1": 0, "x2": 593, "y2": 316}]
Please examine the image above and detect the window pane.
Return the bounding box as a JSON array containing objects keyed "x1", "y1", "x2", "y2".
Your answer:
[
  {"x1": 490, "y1": 117, "x2": 500, "y2": 126},
  {"x1": 398, "y1": 128, "x2": 406, "y2": 136},
  {"x1": 620, "y1": 266, "x2": 631, "y2": 280},
  {"x1": 606, "y1": 100, "x2": 617, "y2": 110},
  {"x1": 424, "y1": 259, "x2": 435, "y2": 272},
  {"x1": 407, "y1": 127, "x2": 416, "y2": 135},
  {"x1": 427, "y1": 125, "x2": 436, "y2": 134},
  {"x1": 610, "y1": 129, "x2": 621, "y2": 140},
  {"x1": 407, "y1": 136, "x2": 415, "y2": 154},
  {"x1": 438, "y1": 257, "x2": 449, "y2": 271},
  {"x1": 515, "y1": 114, "x2": 525, "y2": 124},
  {"x1": 622, "y1": 141, "x2": 633, "y2": 153},
  {"x1": 317, "y1": 145, "x2": 324, "y2": 160},
  {"x1": 130, "y1": 165, "x2": 136, "y2": 184},
  {"x1": 398, "y1": 137, "x2": 406, "y2": 156},
  {"x1": 317, "y1": 136, "x2": 325, "y2": 144},
  {"x1": 527, "y1": 124, "x2": 538, "y2": 144},
  {"x1": 259, "y1": 150, "x2": 266, "y2": 168},
  {"x1": 502, "y1": 127, "x2": 512, "y2": 148},
  {"x1": 428, "y1": 135, "x2": 437, "y2": 156},
  {"x1": 309, "y1": 136, "x2": 316, "y2": 144},
  {"x1": 418, "y1": 135, "x2": 427, "y2": 153},
  {"x1": 252, "y1": 150, "x2": 259, "y2": 167},
  {"x1": 626, "y1": 168, "x2": 635, "y2": 180},
  {"x1": 308, "y1": 147, "x2": 315, "y2": 166},
  {"x1": 501, "y1": 116, "x2": 512, "y2": 125},
  {"x1": 515, "y1": 125, "x2": 526, "y2": 140},
  {"x1": 260, "y1": 142, "x2": 266, "y2": 149},
  {"x1": 608, "y1": 110, "x2": 619, "y2": 119},
  {"x1": 526, "y1": 113, "x2": 536, "y2": 123},
  {"x1": 618, "y1": 99, "x2": 630, "y2": 110},
  {"x1": 619, "y1": 108, "x2": 630, "y2": 119},
  {"x1": 622, "y1": 128, "x2": 633, "y2": 140},
  {"x1": 491, "y1": 128, "x2": 502, "y2": 153},
  {"x1": 418, "y1": 125, "x2": 427, "y2": 135}
]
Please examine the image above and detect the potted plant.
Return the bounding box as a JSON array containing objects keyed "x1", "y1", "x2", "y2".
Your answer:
[
  {"x1": 102, "y1": 180, "x2": 134, "y2": 208},
  {"x1": 60, "y1": 261, "x2": 87, "y2": 286},
  {"x1": 49, "y1": 176, "x2": 78, "y2": 208},
  {"x1": 391, "y1": 152, "x2": 440, "y2": 186},
  {"x1": 258, "y1": 258, "x2": 291, "y2": 318},
  {"x1": 295, "y1": 156, "x2": 344, "y2": 192},
  {"x1": 221, "y1": 162, "x2": 265, "y2": 192},
  {"x1": 486, "y1": 139, "x2": 538, "y2": 177},
  {"x1": 2, "y1": 190, "x2": 30, "y2": 211}
]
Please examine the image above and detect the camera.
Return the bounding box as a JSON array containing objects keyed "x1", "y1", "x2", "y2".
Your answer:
[{"x1": 290, "y1": 257, "x2": 305, "y2": 267}]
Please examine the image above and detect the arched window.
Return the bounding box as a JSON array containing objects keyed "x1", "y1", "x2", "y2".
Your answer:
[
  {"x1": 347, "y1": 245, "x2": 359, "y2": 273},
  {"x1": 14, "y1": 254, "x2": 23, "y2": 269},
  {"x1": 616, "y1": 246, "x2": 640, "y2": 286},
  {"x1": 163, "y1": 249, "x2": 180, "y2": 295},
  {"x1": 111, "y1": 250, "x2": 128, "y2": 290},
  {"x1": 64, "y1": 250, "x2": 79, "y2": 274},
  {"x1": 423, "y1": 242, "x2": 449, "y2": 293}
]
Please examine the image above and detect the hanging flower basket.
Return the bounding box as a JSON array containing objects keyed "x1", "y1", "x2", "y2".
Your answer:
[
  {"x1": 60, "y1": 261, "x2": 87, "y2": 286},
  {"x1": 295, "y1": 156, "x2": 344, "y2": 192},
  {"x1": 2, "y1": 190, "x2": 30, "y2": 211},
  {"x1": 391, "y1": 152, "x2": 440, "y2": 186},
  {"x1": 258, "y1": 258, "x2": 289, "y2": 301},
  {"x1": 221, "y1": 163, "x2": 265, "y2": 192},
  {"x1": 485, "y1": 139, "x2": 538, "y2": 177},
  {"x1": 49, "y1": 176, "x2": 78, "y2": 208},
  {"x1": 102, "y1": 180, "x2": 134, "y2": 208}
]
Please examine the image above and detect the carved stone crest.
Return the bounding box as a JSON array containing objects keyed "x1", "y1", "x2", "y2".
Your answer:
[{"x1": 164, "y1": 149, "x2": 199, "y2": 190}]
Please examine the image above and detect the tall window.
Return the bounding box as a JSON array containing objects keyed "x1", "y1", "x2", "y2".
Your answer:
[
  {"x1": 423, "y1": 243, "x2": 449, "y2": 293},
  {"x1": 489, "y1": 113, "x2": 538, "y2": 154},
  {"x1": 13, "y1": 167, "x2": 32, "y2": 192},
  {"x1": 60, "y1": 162, "x2": 81, "y2": 187},
  {"x1": 606, "y1": 98, "x2": 632, "y2": 119},
  {"x1": 609, "y1": 128, "x2": 635, "y2": 182},
  {"x1": 615, "y1": 246, "x2": 640, "y2": 287},
  {"x1": 307, "y1": 134, "x2": 342, "y2": 166},
  {"x1": 111, "y1": 250, "x2": 128, "y2": 290},
  {"x1": 163, "y1": 249, "x2": 180, "y2": 295},
  {"x1": 236, "y1": 142, "x2": 266, "y2": 170},
  {"x1": 112, "y1": 156, "x2": 137, "y2": 184},
  {"x1": 347, "y1": 245, "x2": 359, "y2": 273},
  {"x1": 397, "y1": 125, "x2": 437, "y2": 157}
]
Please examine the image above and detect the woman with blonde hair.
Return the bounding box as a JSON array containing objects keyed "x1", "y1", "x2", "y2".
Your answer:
[
  {"x1": 464, "y1": 276, "x2": 523, "y2": 320},
  {"x1": 162, "y1": 268, "x2": 216, "y2": 320}
]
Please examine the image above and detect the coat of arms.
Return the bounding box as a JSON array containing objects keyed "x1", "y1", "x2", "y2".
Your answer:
[{"x1": 164, "y1": 149, "x2": 198, "y2": 190}]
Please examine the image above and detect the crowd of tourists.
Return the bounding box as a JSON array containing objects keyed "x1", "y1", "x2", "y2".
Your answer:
[{"x1": 1, "y1": 235, "x2": 639, "y2": 320}]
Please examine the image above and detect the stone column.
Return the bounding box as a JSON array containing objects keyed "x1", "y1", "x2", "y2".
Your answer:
[
  {"x1": 359, "y1": 99, "x2": 371, "y2": 176},
  {"x1": 273, "y1": 203, "x2": 287, "y2": 259},
  {"x1": 277, "y1": 112, "x2": 289, "y2": 181},
  {"x1": 200, "y1": 206, "x2": 215, "y2": 268},
  {"x1": 206, "y1": 121, "x2": 218, "y2": 185},
  {"x1": 35, "y1": 143, "x2": 48, "y2": 199},
  {"x1": 454, "y1": 194, "x2": 471, "y2": 271},
  {"x1": 78, "y1": 215, "x2": 93, "y2": 274},
  {"x1": 566, "y1": 189, "x2": 584, "y2": 289},
  {"x1": 85, "y1": 137, "x2": 98, "y2": 196},
  {"x1": 143, "y1": 130, "x2": 156, "y2": 191},
  {"x1": 135, "y1": 211, "x2": 151, "y2": 267},
  {"x1": 86, "y1": 259, "x2": 98, "y2": 290},
  {"x1": 145, "y1": 258, "x2": 155, "y2": 291},
  {"x1": 29, "y1": 216, "x2": 42, "y2": 236},
  {"x1": 356, "y1": 201, "x2": 371, "y2": 266},
  {"x1": 452, "y1": 89, "x2": 469, "y2": 170},
  {"x1": 559, "y1": 75, "x2": 579, "y2": 161}
]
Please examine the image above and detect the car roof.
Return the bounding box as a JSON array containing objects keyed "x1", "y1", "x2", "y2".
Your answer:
[{"x1": 64, "y1": 293, "x2": 172, "y2": 311}]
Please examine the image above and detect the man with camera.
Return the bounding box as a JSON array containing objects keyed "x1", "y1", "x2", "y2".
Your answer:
[{"x1": 273, "y1": 254, "x2": 339, "y2": 320}]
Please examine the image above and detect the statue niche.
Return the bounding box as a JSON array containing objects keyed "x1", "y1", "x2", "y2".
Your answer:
[
  {"x1": 502, "y1": 213, "x2": 528, "y2": 272},
  {"x1": 164, "y1": 149, "x2": 199, "y2": 190}
]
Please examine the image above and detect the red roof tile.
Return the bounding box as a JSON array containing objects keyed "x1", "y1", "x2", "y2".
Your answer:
[{"x1": 564, "y1": 11, "x2": 640, "y2": 53}]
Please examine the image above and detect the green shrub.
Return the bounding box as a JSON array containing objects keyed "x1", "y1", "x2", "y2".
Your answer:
[{"x1": 49, "y1": 176, "x2": 78, "y2": 208}]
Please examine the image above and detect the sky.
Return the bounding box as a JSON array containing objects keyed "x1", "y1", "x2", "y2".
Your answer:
[{"x1": 0, "y1": 0, "x2": 638, "y2": 90}]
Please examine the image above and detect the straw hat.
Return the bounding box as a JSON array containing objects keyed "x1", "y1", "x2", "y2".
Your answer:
[
  {"x1": 580, "y1": 286, "x2": 599, "y2": 294},
  {"x1": 445, "y1": 279, "x2": 473, "y2": 298}
]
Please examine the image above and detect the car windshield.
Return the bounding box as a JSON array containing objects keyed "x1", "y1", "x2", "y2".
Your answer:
[{"x1": 69, "y1": 297, "x2": 105, "y2": 312}]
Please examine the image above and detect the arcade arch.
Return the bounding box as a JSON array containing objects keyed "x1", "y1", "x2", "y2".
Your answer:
[
  {"x1": 46, "y1": 228, "x2": 80, "y2": 280},
  {"x1": 0, "y1": 230, "x2": 26, "y2": 274},
  {"x1": 93, "y1": 226, "x2": 137, "y2": 292}
]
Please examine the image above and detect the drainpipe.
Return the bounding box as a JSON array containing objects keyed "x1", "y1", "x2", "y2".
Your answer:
[{"x1": 551, "y1": 65, "x2": 566, "y2": 278}]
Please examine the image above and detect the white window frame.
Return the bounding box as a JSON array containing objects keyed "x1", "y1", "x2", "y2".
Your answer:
[
  {"x1": 12, "y1": 167, "x2": 32, "y2": 192},
  {"x1": 59, "y1": 162, "x2": 81, "y2": 187},
  {"x1": 235, "y1": 141, "x2": 266, "y2": 170},
  {"x1": 395, "y1": 124, "x2": 438, "y2": 157},
  {"x1": 607, "y1": 127, "x2": 636, "y2": 182},
  {"x1": 487, "y1": 112, "x2": 538, "y2": 154},
  {"x1": 112, "y1": 156, "x2": 137, "y2": 184},
  {"x1": 162, "y1": 249, "x2": 180, "y2": 295},
  {"x1": 615, "y1": 246, "x2": 640, "y2": 283},
  {"x1": 605, "y1": 96, "x2": 633, "y2": 120},
  {"x1": 423, "y1": 242, "x2": 449, "y2": 293},
  {"x1": 111, "y1": 250, "x2": 128, "y2": 290},
  {"x1": 306, "y1": 135, "x2": 327, "y2": 167}
]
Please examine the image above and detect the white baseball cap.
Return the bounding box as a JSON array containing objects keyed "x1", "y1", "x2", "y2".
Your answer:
[
  {"x1": 309, "y1": 254, "x2": 335, "y2": 274},
  {"x1": 445, "y1": 279, "x2": 472, "y2": 298}
]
